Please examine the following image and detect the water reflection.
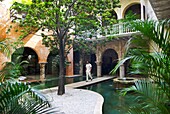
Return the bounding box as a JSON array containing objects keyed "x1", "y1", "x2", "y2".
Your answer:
[{"x1": 32, "y1": 76, "x2": 86, "y2": 89}]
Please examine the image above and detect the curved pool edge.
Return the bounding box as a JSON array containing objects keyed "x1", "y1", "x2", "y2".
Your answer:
[
  {"x1": 93, "y1": 91, "x2": 104, "y2": 114},
  {"x1": 40, "y1": 87, "x2": 104, "y2": 114},
  {"x1": 74, "y1": 89, "x2": 104, "y2": 114}
]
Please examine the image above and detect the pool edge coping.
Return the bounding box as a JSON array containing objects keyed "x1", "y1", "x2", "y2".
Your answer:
[
  {"x1": 41, "y1": 87, "x2": 104, "y2": 114},
  {"x1": 93, "y1": 91, "x2": 104, "y2": 114}
]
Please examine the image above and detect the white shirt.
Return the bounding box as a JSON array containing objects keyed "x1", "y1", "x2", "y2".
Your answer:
[{"x1": 86, "y1": 63, "x2": 92, "y2": 72}]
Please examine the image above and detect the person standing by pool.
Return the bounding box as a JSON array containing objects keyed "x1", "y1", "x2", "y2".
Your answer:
[{"x1": 85, "y1": 61, "x2": 93, "y2": 82}]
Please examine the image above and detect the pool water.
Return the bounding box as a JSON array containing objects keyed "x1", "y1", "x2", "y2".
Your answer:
[
  {"x1": 80, "y1": 80, "x2": 137, "y2": 114},
  {"x1": 32, "y1": 76, "x2": 88, "y2": 89}
]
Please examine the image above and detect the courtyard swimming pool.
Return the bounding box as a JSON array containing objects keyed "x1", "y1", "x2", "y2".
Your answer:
[
  {"x1": 32, "y1": 77, "x2": 137, "y2": 114},
  {"x1": 80, "y1": 80, "x2": 137, "y2": 114}
]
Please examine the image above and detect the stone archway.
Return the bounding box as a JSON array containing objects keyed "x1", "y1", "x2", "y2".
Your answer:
[
  {"x1": 73, "y1": 50, "x2": 80, "y2": 75},
  {"x1": 73, "y1": 49, "x2": 96, "y2": 76},
  {"x1": 12, "y1": 47, "x2": 39, "y2": 76},
  {"x1": 123, "y1": 3, "x2": 141, "y2": 20},
  {"x1": 91, "y1": 53, "x2": 97, "y2": 76},
  {"x1": 95, "y1": 39, "x2": 127, "y2": 77},
  {"x1": 101, "y1": 49, "x2": 118, "y2": 75},
  {"x1": 46, "y1": 52, "x2": 59, "y2": 77}
]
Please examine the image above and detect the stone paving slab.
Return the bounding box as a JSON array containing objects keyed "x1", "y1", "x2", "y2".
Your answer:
[{"x1": 66, "y1": 76, "x2": 115, "y2": 88}]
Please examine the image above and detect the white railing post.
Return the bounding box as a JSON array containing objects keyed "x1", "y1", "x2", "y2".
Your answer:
[{"x1": 119, "y1": 23, "x2": 123, "y2": 34}]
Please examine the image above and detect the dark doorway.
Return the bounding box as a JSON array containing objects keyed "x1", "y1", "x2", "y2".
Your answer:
[
  {"x1": 91, "y1": 54, "x2": 96, "y2": 76},
  {"x1": 73, "y1": 50, "x2": 80, "y2": 75},
  {"x1": 102, "y1": 49, "x2": 118, "y2": 75},
  {"x1": 46, "y1": 52, "x2": 59, "y2": 77},
  {"x1": 125, "y1": 4, "x2": 141, "y2": 19},
  {"x1": 12, "y1": 47, "x2": 39, "y2": 76}
]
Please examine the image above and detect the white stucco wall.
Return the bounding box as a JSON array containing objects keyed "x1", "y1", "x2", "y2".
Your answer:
[{"x1": 141, "y1": 0, "x2": 157, "y2": 20}]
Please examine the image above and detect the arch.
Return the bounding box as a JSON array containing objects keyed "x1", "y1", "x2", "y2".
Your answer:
[
  {"x1": 12, "y1": 47, "x2": 40, "y2": 76},
  {"x1": 102, "y1": 49, "x2": 118, "y2": 75},
  {"x1": 122, "y1": 3, "x2": 141, "y2": 19},
  {"x1": 73, "y1": 50, "x2": 80, "y2": 75},
  {"x1": 103, "y1": 10, "x2": 118, "y2": 26},
  {"x1": 46, "y1": 51, "x2": 59, "y2": 76},
  {"x1": 46, "y1": 48, "x2": 74, "y2": 77},
  {"x1": 24, "y1": 32, "x2": 50, "y2": 63},
  {"x1": 91, "y1": 53, "x2": 97, "y2": 76}
]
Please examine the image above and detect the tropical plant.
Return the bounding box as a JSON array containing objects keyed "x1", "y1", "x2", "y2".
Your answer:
[
  {"x1": 0, "y1": 56, "x2": 29, "y2": 82},
  {"x1": 119, "y1": 10, "x2": 140, "y2": 23},
  {"x1": 120, "y1": 79, "x2": 170, "y2": 114},
  {"x1": 111, "y1": 19, "x2": 170, "y2": 113},
  {"x1": 0, "y1": 81, "x2": 58, "y2": 114}
]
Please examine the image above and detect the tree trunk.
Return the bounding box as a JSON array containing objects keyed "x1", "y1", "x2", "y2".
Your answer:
[{"x1": 58, "y1": 37, "x2": 65, "y2": 95}]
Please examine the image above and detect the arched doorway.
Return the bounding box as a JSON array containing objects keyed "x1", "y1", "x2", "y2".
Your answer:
[
  {"x1": 102, "y1": 49, "x2": 118, "y2": 75},
  {"x1": 124, "y1": 4, "x2": 141, "y2": 20},
  {"x1": 46, "y1": 51, "x2": 59, "y2": 77},
  {"x1": 91, "y1": 54, "x2": 96, "y2": 76},
  {"x1": 83, "y1": 53, "x2": 96, "y2": 76},
  {"x1": 73, "y1": 50, "x2": 80, "y2": 75},
  {"x1": 12, "y1": 47, "x2": 39, "y2": 76}
]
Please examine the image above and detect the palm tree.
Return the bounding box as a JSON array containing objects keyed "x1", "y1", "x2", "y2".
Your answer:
[
  {"x1": 0, "y1": 81, "x2": 58, "y2": 114},
  {"x1": 0, "y1": 55, "x2": 29, "y2": 82},
  {"x1": 111, "y1": 19, "x2": 170, "y2": 113}
]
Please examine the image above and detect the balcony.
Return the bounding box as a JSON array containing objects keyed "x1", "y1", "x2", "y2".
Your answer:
[{"x1": 77, "y1": 22, "x2": 139, "y2": 40}]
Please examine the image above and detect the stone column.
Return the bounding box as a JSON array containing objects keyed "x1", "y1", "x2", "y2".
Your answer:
[
  {"x1": 119, "y1": 64, "x2": 125, "y2": 78},
  {"x1": 96, "y1": 61, "x2": 102, "y2": 77},
  {"x1": 39, "y1": 62, "x2": 47, "y2": 81},
  {"x1": 79, "y1": 57, "x2": 84, "y2": 76},
  {"x1": 140, "y1": 0, "x2": 144, "y2": 20}
]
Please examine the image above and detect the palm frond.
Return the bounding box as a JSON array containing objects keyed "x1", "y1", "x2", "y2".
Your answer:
[
  {"x1": 0, "y1": 55, "x2": 29, "y2": 80},
  {"x1": 0, "y1": 82, "x2": 59, "y2": 114},
  {"x1": 110, "y1": 56, "x2": 133, "y2": 75},
  {"x1": 129, "y1": 20, "x2": 170, "y2": 54},
  {"x1": 121, "y1": 80, "x2": 169, "y2": 114}
]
